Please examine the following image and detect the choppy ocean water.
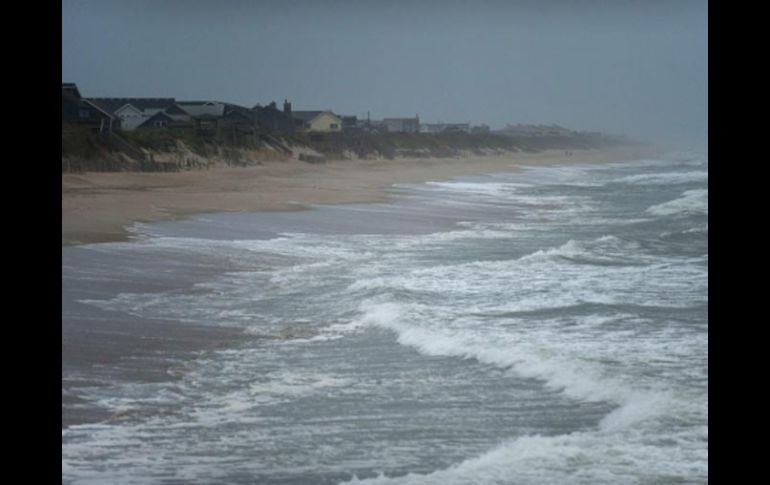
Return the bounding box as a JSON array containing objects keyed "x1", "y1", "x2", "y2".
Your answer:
[{"x1": 62, "y1": 151, "x2": 708, "y2": 484}]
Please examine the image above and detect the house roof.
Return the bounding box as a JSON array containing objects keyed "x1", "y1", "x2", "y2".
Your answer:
[
  {"x1": 86, "y1": 98, "x2": 176, "y2": 115},
  {"x1": 175, "y1": 101, "x2": 225, "y2": 117},
  {"x1": 81, "y1": 99, "x2": 119, "y2": 119},
  {"x1": 253, "y1": 103, "x2": 286, "y2": 114},
  {"x1": 166, "y1": 113, "x2": 192, "y2": 122},
  {"x1": 136, "y1": 111, "x2": 173, "y2": 128},
  {"x1": 114, "y1": 104, "x2": 143, "y2": 115},
  {"x1": 62, "y1": 83, "x2": 82, "y2": 99},
  {"x1": 136, "y1": 110, "x2": 194, "y2": 128},
  {"x1": 291, "y1": 111, "x2": 324, "y2": 122},
  {"x1": 223, "y1": 103, "x2": 254, "y2": 120},
  {"x1": 176, "y1": 100, "x2": 219, "y2": 106},
  {"x1": 291, "y1": 110, "x2": 341, "y2": 123},
  {"x1": 165, "y1": 104, "x2": 189, "y2": 115},
  {"x1": 63, "y1": 92, "x2": 117, "y2": 123}
]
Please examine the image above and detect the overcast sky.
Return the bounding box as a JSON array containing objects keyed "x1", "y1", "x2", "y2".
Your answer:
[{"x1": 62, "y1": 0, "x2": 707, "y2": 146}]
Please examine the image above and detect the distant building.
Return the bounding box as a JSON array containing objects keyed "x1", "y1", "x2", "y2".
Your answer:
[
  {"x1": 339, "y1": 115, "x2": 359, "y2": 131},
  {"x1": 383, "y1": 116, "x2": 419, "y2": 133},
  {"x1": 86, "y1": 97, "x2": 177, "y2": 130},
  {"x1": 134, "y1": 100, "x2": 256, "y2": 133},
  {"x1": 173, "y1": 101, "x2": 249, "y2": 132},
  {"x1": 136, "y1": 111, "x2": 174, "y2": 130},
  {"x1": 419, "y1": 122, "x2": 470, "y2": 134},
  {"x1": 366, "y1": 119, "x2": 388, "y2": 132},
  {"x1": 174, "y1": 101, "x2": 226, "y2": 118},
  {"x1": 136, "y1": 109, "x2": 194, "y2": 130},
  {"x1": 471, "y1": 124, "x2": 491, "y2": 134},
  {"x1": 495, "y1": 124, "x2": 575, "y2": 137},
  {"x1": 292, "y1": 110, "x2": 343, "y2": 132},
  {"x1": 62, "y1": 82, "x2": 82, "y2": 100},
  {"x1": 253, "y1": 100, "x2": 296, "y2": 134},
  {"x1": 220, "y1": 103, "x2": 257, "y2": 134},
  {"x1": 61, "y1": 83, "x2": 118, "y2": 131}
]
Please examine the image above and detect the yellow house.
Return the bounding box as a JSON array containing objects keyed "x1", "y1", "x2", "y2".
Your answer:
[{"x1": 292, "y1": 110, "x2": 343, "y2": 132}]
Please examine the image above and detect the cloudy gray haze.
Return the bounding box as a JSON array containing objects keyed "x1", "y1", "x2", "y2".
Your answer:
[{"x1": 62, "y1": 0, "x2": 707, "y2": 147}]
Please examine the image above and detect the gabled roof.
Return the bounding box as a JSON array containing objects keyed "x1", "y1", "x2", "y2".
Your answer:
[
  {"x1": 291, "y1": 110, "x2": 341, "y2": 123},
  {"x1": 175, "y1": 101, "x2": 225, "y2": 117},
  {"x1": 291, "y1": 110, "x2": 324, "y2": 122},
  {"x1": 136, "y1": 110, "x2": 194, "y2": 128},
  {"x1": 86, "y1": 98, "x2": 176, "y2": 115},
  {"x1": 81, "y1": 99, "x2": 118, "y2": 119},
  {"x1": 114, "y1": 103, "x2": 143, "y2": 115},
  {"x1": 176, "y1": 100, "x2": 219, "y2": 106},
  {"x1": 165, "y1": 104, "x2": 189, "y2": 115},
  {"x1": 223, "y1": 103, "x2": 254, "y2": 120},
  {"x1": 136, "y1": 111, "x2": 174, "y2": 128},
  {"x1": 62, "y1": 83, "x2": 82, "y2": 99}
]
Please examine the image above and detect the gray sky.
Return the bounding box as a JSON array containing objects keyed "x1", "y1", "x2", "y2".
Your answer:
[{"x1": 62, "y1": 0, "x2": 707, "y2": 146}]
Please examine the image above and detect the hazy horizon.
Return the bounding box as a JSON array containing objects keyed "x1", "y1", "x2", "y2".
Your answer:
[{"x1": 62, "y1": 0, "x2": 707, "y2": 147}]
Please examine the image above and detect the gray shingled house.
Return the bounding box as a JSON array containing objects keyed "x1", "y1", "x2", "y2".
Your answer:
[
  {"x1": 62, "y1": 83, "x2": 119, "y2": 131},
  {"x1": 253, "y1": 100, "x2": 296, "y2": 134},
  {"x1": 86, "y1": 97, "x2": 177, "y2": 131}
]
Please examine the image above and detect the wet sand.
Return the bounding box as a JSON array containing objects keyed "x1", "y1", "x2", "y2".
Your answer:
[{"x1": 62, "y1": 147, "x2": 654, "y2": 246}]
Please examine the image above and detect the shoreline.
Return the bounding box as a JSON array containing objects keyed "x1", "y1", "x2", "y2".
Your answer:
[{"x1": 62, "y1": 146, "x2": 658, "y2": 247}]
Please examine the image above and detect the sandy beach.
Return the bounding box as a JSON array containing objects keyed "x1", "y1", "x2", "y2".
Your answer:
[{"x1": 62, "y1": 146, "x2": 655, "y2": 246}]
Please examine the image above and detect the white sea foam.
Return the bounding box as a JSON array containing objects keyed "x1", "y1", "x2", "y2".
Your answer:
[
  {"x1": 614, "y1": 171, "x2": 708, "y2": 186},
  {"x1": 423, "y1": 181, "x2": 524, "y2": 196},
  {"x1": 355, "y1": 300, "x2": 670, "y2": 408},
  {"x1": 660, "y1": 223, "x2": 709, "y2": 238},
  {"x1": 604, "y1": 157, "x2": 703, "y2": 170},
  {"x1": 647, "y1": 189, "x2": 708, "y2": 216},
  {"x1": 203, "y1": 371, "x2": 354, "y2": 412},
  {"x1": 348, "y1": 233, "x2": 707, "y2": 311},
  {"x1": 343, "y1": 421, "x2": 707, "y2": 485},
  {"x1": 683, "y1": 223, "x2": 708, "y2": 234},
  {"x1": 343, "y1": 303, "x2": 705, "y2": 485}
]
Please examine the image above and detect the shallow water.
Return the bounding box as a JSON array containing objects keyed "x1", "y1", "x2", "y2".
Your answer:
[{"x1": 62, "y1": 151, "x2": 707, "y2": 484}]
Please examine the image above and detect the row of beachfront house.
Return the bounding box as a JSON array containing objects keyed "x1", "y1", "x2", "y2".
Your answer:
[{"x1": 62, "y1": 83, "x2": 481, "y2": 135}]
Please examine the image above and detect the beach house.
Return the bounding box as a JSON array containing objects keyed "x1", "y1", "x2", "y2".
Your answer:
[
  {"x1": 382, "y1": 116, "x2": 420, "y2": 133},
  {"x1": 291, "y1": 110, "x2": 343, "y2": 132},
  {"x1": 61, "y1": 83, "x2": 119, "y2": 131},
  {"x1": 86, "y1": 97, "x2": 177, "y2": 131},
  {"x1": 135, "y1": 109, "x2": 194, "y2": 130},
  {"x1": 253, "y1": 100, "x2": 296, "y2": 134},
  {"x1": 134, "y1": 101, "x2": 256, "y2": 134},
  {"x1": 419, "y1": 122, "x2": 471, "y2": 133}
]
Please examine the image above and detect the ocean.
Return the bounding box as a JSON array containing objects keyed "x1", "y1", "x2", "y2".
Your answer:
[{"x1": 62, "y1": 151, "x2": 708, "y2": 484}]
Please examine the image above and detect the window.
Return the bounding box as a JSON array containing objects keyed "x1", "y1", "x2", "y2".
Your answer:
[
  {"x1": 154, "y1": 120, "x2": 168, "y2": 127},
  {"x1": 330, "y1": 124, "x2": 339, "y2": 129}
]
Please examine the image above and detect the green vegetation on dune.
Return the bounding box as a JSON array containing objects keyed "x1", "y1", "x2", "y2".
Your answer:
[
  {"x1": 61, "y1": 123, "x2": 102, "y2": 159},
  {"x1": 62, "y1": 124, "x2": 630, "y2": 173}
]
